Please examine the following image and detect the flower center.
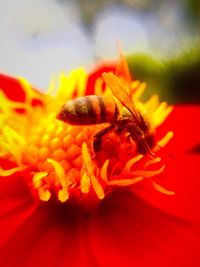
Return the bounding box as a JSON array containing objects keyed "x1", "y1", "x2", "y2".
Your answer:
[{"x1": 23, "y1": 113, "x2": 106, "y2": 202}]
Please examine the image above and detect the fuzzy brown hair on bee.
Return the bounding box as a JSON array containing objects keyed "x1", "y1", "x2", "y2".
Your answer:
[{"x1": 57, "y1": 73, "x2": 155, "y2": 157}]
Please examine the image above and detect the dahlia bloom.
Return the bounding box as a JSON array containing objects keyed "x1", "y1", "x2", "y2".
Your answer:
[{"x1": 0, "y1": 62, "x2": 200, "y2": 267}]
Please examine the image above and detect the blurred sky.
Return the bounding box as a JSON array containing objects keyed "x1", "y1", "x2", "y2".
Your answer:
[{"x1": 0, "y1": 0, "x2": 199, "y2": 89}]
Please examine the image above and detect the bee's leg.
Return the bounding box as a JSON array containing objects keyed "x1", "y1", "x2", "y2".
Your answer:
[
  {"x1": 93, "y1": 125, "x2": 115, "y2": 154},
  {"x1": 127, "y1": 134, "x2": 135, "y2": 145}
]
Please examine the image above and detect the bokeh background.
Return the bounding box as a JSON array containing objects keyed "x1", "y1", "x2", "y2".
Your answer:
[{"x1": 0, "y1": 0, "x2": 200, "y2": 103}]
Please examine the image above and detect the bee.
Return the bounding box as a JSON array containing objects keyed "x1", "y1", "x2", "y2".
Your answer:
[{"x1": 57, "y1": 72, "x2": 155, "y2": 156}]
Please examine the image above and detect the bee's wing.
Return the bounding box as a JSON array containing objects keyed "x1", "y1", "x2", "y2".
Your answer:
[{"x1": 102, "y1": 72, "x2": 141, "y2": 123}]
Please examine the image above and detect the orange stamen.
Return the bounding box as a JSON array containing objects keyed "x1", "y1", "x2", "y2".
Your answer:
[
  {"x1": 108, "y1": 177, "x2": 143, "y2": 187},
  {"x1": 154, "y1": 131, "x2": 174, "y2": 152},
  {"x1": 131, "y1": 165, "x2": 165, "y2": 178},
  {"x1": 124, "y1": 154, "x2": 144, "y2": 172},
  {"x1": 82, "y1": 143, "x2": 105, "y2": 200},
  {"x1": 0, "y1": 166, "x2": 25, "y2": 176},
  {"x1": 144, "y1": 157, "x2": 161, "y2": 168},
  {"x1": 151, "y1": 181, "x2": 175, "y2": 196}
]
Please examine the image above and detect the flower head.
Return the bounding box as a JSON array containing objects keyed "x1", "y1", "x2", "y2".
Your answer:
[
  {"x1": 0, "y1": 59, "x2": 175, "y2": 209},
  {"x1": 0, "y1": 60, "x2": 200, "y2": 267}
]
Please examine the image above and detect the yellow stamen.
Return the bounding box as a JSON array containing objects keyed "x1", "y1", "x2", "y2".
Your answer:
[
  {"x1": 153, "y1": 104, "x2": 174, "y2": 127},
  {"x1": 0, "y1": 166, "x2": 24, "y2": 176},
  {"x1": 145, "y1": 94, "x2": 160, "y2": 112},
  {"x1": 82, "y1": 143, "x2": 105, "y2": 199},
  {"x1": 57, "y1": 69, "x2": 86, "y2": 101},
  {"x1": 151, "y1": 181, "x2": 175, "y2": 196},
  {"x1": 47, "y1": 158, "x2": 70, "y2": 202},
  {"x1": 32, "y1": 171, "x2": 48, "y2": 188},
  {"x1": 0, "y1": 126, "x2": 26, "y2": 164},
  {"x1": 80, "y1": 172, "x2": 91, "y2": 194},
  {"x1": 131, "y1": 80, "x2": 140, "y2": 91},
  {"x1": 0, "y1": 91, "x2": 31, "y2": 114},
  {"x1": 108, "y1": 177, "x2": 143, "y2": 186},
  {"x1": 38, "y1": 188, "x2": 51, "y2": 202},
  {"x1": 94, "y1": 78, "x2": 104, "y2": 95},
  {"x1": 132, "y1": 82, "x2": 146, "y2": 101},
  {"x1": 47, "y1": 75, "x2": 57, "y2": 96},
  {"x1": 132, "y1": 165, "x2": 165, "y2": 178},
  {"x1": 58, "y1": 189, "x2": 69, "y2": 203},
  {"x1": 100, "y1": 159, "x2": 109, "y2": 182},
  {"x1": 154, "y1": 131, "x2": 174, "y2": 152},
  {"x1": 124, "y1": 154, "x2": 144, "y2": 172},
  {"x1": 144, "y1": 157, "x2": 161, "y2": 168},
  {"x1": 19, "y1": 77, "x2": 44, "y2": 104}
]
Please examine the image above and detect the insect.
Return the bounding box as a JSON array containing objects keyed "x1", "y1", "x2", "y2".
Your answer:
[{"x1": 57, "y1": 72, "x2": 155, "y2": 156}]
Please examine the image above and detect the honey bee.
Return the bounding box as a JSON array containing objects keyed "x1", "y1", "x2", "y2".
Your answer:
[{"x1": 57, "y1": 73, "x2": 155, "y2": 156}]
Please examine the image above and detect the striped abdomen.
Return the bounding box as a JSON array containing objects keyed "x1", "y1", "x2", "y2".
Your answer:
[{"x1": 57, "y1": 95, "x2": 119, "y2": 125}]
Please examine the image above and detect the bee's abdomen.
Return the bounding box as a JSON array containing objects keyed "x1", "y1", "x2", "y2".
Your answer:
[{"x1": 57, "y1": 95, "x2": 119, "y2": 125}]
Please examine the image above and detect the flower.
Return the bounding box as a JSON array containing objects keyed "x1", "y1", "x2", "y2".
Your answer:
[{"x1": 0, "y1": 61, "x2": 200, "y2": 267}]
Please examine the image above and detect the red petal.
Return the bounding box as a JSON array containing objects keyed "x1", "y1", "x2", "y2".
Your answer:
[
  {"x1": 136, "y1": 105, "x2": 200, "y2": 222},
  {"x1": 0, "y1": 169, "x2": 97, "y2": 266},
  {"x1": 89, "y1": 190, "x2": 200, "y2": 267},
  {"x1": 157, "y1": 105, "x2": 200, "y2": 154},
  {"x1": 0, "y1": 73, "x2": 26, "y2": 102},
  {"x1": 0, "y1": 73, "x2": 43, "y2": 107},
  {"x1": 86, "y1": 61, "x2": 117, "y2": 95},
  {"x1": 1, "y1": 178, "x2": 199, "y2": 266},
  {"x1": 135, "y1": 153, "x2": 200, "y2": 222},
  {"x1": 0, "y1": 204, "x2": 98, "y2": 267},
  {"x1": 86, "y1": 57, "x2": 133, "y2": 95},
  {"x1": 0, "y1": 174, "x2": 37, "y2": 247}
]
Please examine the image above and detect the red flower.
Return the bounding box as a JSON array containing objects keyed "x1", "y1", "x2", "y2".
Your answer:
[{"x1": 0, "y1": 61, "x2": 200, "y2": 267}]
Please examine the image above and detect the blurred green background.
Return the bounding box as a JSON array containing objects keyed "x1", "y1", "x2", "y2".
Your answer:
[{"x1": 127, "y1": 47, "x2": 200, "y2": 104}]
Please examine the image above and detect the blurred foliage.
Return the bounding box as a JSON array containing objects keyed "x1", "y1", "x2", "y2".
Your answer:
[
  {"x1": 78, "y1": 0, "x2": 152, "y2": 27},
  {"x1": 59, "y1": 0, "x2": 200, "y2": 28},
  {"x1": 59, "y1": 0, "x2": 169, "y2": 27},
  {"x1": 185, "y1": 0, "x2": 200, "y2": 23},
  {"x1": 127, "y1": 46, "x2": 200, "y2": 104}
]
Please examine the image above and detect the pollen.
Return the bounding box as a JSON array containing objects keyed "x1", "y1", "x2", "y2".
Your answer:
[{"x1": 0, "y1": 66, "x2": 174, "y2": 206}]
